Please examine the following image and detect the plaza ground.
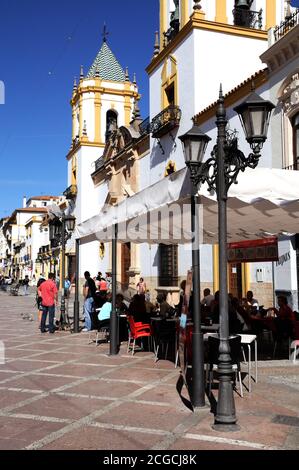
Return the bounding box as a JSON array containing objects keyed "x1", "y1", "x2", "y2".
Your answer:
[{"x1": 0, "y1": 291, "x2": 299, "y2": 451}]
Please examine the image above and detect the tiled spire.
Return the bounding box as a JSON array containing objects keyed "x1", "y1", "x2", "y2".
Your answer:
[{"x1": 86, "y1": 41, "x2": 126, "y2": 82}]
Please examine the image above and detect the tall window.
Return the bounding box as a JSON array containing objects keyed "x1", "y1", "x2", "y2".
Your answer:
[
  {"x1": 292, "y1": 113, "x2": 299, "y2": 169},
  {"x1": 158, "y1": 244, "x2": 178, "y2": 287},
  {"x1": 165, "y1": 83, "x2": 175, "y2": 107},
  {"x1": 106, "y1": 110, "x2": 118, "y2": 142}
]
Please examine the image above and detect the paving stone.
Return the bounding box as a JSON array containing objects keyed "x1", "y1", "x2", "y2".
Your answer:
[
  {"x1": 40, "y1": 425, "x2": 165, "y2": 450},
  {"x1": 44, "y1": 363, "x2": 114, "y2": 378},
  {"x1": 4, "y1": 374, "x2": 80, "y2": 392},
  {"x1": 188, "y1": 413, "x2": 289, "y2": 448},
  {"x1": 0, "y1": 359, "x2": 57, "y2": 373},
  {"x1": 16, "y1": 395, "x2": 111, "y2": 420},
  {"x1": 64, "y1": 378, "x2": 142, "y2": 398},
  {"x1": 136, "y1": 384, "x2": 188, "y2": 408},
  {"x1": 169, "y1": 438, "x2": 255, "y2": 451},
  {"x1": 0, "y1": 416, "x2": 65, "y2": 450},
  {"x1": 103, "y1": 367, "x2": 173, "y2": 383},
  {"x1": 0, "y1": 389, "x2": 37, "y2": 407},
  {"x1": 1, "y1": 293, "x2": 299, "y2": 450},
  {"x1": 95, "y1": 402, "x2": 189, "y2": 431}
]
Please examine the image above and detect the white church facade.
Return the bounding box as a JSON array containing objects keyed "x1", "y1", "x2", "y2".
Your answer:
[{"x1": 70, "y1": 0, "x2": 299, "y2": 310}]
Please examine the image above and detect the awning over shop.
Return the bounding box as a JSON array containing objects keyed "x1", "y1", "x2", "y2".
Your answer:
[{"x1": 75, "y1": 167, "x2": 299, "y2": 246}]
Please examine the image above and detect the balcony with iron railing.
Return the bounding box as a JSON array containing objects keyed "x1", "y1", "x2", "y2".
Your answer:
[
  {"x1": 150, "y1": 105, "x2": 182, "y2": 139},
  {"x1": 63, "y1": 185, "x2": 77, "y2": 200},
  {"x1": 233, "y1": 7, "x2": 263, "y2": 30},
  {"x1": 94, "y1": 156, "x2": 105, "y2": 173},
  {"x1": 274, "y1": 9, "x2": 299, "y2": 42},
  {"x1": 283, "y1": 162, "x2": 299, "y2": 171},
  {"x1": 39, "y1": 245, "x2": 50, "y2": 256},
  {"x1": 139, "y1": 117, "x2": 151, "y2": 136}
]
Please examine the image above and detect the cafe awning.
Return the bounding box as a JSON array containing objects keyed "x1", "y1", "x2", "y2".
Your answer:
[{"x1": 76, "y1": 167, "x2": 299, "y2": 245}]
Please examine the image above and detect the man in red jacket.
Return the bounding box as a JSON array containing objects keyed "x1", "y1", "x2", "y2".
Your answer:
[{"x1": 38, "y1": 273, "x2": 58, "y2": 334}]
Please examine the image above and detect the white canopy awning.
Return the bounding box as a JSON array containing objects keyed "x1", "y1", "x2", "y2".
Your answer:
[{"x1": 76, "y1": 167, "x2": 299, "y2": 245}]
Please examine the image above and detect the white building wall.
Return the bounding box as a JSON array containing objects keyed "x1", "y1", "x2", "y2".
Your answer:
[
  {"x1": 82, "y1": 93, "x2": 96, "y2": 142},
  {"x1": 261, "y1": 55, "x2": 299, "y2": 169},
  {"x1": 31, "y1": 222, "x2": 44, "y2": 276},
  {"x1": 274, "y1": 238, "x2": 298, "y2": 310},
  {"x1": 193, "y1": 29, "x2": 268, "y2": 112}
]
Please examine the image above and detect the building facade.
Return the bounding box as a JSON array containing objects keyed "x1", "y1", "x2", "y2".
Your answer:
[
  {"x1": 2, "y1": 196, "x2": 60, "y2": 281},
  {"x1": 73, "y1": 0, "x2": 299, "y2": 309},
  {"x1": 66, "y1": 38, "x2": 140, "y2": 278}
]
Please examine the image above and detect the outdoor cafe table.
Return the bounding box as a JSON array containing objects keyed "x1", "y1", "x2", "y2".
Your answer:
[
  {"x1": 150, "y1": 317, "x2": 178, "y2": 360},
  {"x1": 201, "y1": 324, "x2": 220, "y2": 333},
  {"x1": 203, "y1": 332, "x2": 258, "y2": 393},
  {"x1": 182, "y1": 322, "x2": 220, "y2": 332}
]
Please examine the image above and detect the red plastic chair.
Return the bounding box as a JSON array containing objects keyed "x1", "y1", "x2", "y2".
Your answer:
[{"x1": 127, "y1": 316, "x2": 152, "y2": 355}]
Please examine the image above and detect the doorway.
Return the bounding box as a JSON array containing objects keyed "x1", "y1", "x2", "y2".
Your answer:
[
  {"x1": 229, "y1": 263, "x2": 243, "y2": 299},
  {"x1": 121, "y1": 243, "x2": 131, "y2": 287}
]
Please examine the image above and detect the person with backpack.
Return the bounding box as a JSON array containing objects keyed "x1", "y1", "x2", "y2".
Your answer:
[
  {"x1": 38, "y1": 273, "x2": 58, "y2": 334},
  {"x1": 36, "y1": 274, "x2": 46, "y2": 329}
]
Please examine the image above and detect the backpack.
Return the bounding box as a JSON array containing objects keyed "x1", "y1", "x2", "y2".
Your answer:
[
  {"x1": 37, "y1": 277, "x2": 46, "y2": 288},
  {"x1": 166, "y1": 306, "x2": 178, "y2": 318}
]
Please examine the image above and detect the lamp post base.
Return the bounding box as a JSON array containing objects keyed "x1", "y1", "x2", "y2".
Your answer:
[
  {"x1": 191, "y1": 331, "x2": 206, "y2": 409},
  {"x1": 212, "y1": 423, "x2": 241, "y2": 432}
]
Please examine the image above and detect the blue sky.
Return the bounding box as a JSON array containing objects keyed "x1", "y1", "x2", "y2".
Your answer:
[
  {"x1": 0, "y1": 0, "x2": 158, "y2": 218},
  {"x1": 0, "y1": 0, "x2": 299, "y2": 219}
]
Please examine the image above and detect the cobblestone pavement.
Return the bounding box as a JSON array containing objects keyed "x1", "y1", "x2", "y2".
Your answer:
[{"x1": 0, "y1": 292, "x2": 299, "y2": 451}]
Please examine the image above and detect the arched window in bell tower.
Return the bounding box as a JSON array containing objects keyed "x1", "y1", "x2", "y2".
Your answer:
[
  {"x1": 164, "y1": 0, "x2": 180, "y2": 44},
  {"x1": 106, "y1": 110, "x2": 118, "y2": 142},
  {"x1": 234, "y1": 1, "x2": 258, "y2": 29}
]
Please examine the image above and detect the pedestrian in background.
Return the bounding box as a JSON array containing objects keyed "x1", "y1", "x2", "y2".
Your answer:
[
  {"x1": 137, "y1": 277, "x2": 146, "y2": 295},
  {"x1": 82, "y1": 271, "x2": 96, "y2": 332},
  {"x1": 38, "y1": 273, "x2": 58, "y2": 334},
  {"x1": 23, "y1": 275, "x2": 30, "y2": 296}
]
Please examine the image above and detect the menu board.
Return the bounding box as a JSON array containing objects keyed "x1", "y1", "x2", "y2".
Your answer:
[{"x1": 228, "y1": 237, "x2": 278, "y2": 263}]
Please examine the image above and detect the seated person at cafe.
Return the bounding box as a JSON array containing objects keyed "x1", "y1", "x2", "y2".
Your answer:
[
  {"x1": 97, "y1": 293, "x2": 112, "y2": 329},
  {"x1": 201, "y1": 288, "x2": 214, "y2": 308},
  {"x1": 94, "y1": 289, "x2": 107, "y2": 310},
  {"x1": 210, "y1": 291, "x2": 220, "y2": 323},
  {"x1": 246, "y1": 291, "x2": 259, "y2": 310},
  {"x1": 176, "y1": 280, "x2": 187, "y2": 315},
  {"x1": 116, "y1": 293, "x2": 128, "y2": 315},
  {"x1": 269, "y1": 295, "x2": 295, "y2": 339},
  {"x1": 145, "y1": 291, "x2": 156, "y2": 315},
  {"x1": 116, "y1": 294, "x2": 129, "y2": 342},
  {"x1": 156, "y1": 292, "x2": 172, "y2": 319},
  {"x1": 128, "y1": 294, "x2": 149, "y2": 323},
  {"x1": 228, "y1": 306, "x2": 243, "y2": 334},
  {"x1": 230, "y1": 297, "x2": 251, "y2": 333}
]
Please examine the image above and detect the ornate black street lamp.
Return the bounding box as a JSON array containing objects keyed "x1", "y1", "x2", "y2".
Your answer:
[
  {"x1": 180, "y1": 85, "x2": 274, "y2": 426},
  {"x1": 179, "y1": 126, "x2": 211, "y2": 408},
  {"x1": 49, "y1": 214, "x2": 76, "y2": 328}
]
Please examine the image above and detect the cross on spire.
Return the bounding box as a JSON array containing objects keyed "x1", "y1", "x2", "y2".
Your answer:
[{"x1": 102, "y1": 23, "x2": 109, "y2": 43}]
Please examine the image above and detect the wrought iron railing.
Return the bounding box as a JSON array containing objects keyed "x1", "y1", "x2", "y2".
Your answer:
[
  {"x1": 150, "y1": 105, "x2": 182, "y2": 139},
  {"x1": 63, "y1": 185, "x2": 77, "y2": 200},
  {"x1": 283, "y1": 162, "x2": 299, "y2": 171},
  {"x1": 274, "y1": 9, "x2": 299, "y2": 42},
  {"x1": 94, "y1": 156, "x2": 105, "y2": 172},
  {"x1": 233, "y1": 8, "x2": 263, "y2": 29},
  {"x1": 40, "y1": 245, "x2": 50, "y2": 255},
  {"x1": 139, "y1": 117, "x2": 151, "y2": 136}
]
